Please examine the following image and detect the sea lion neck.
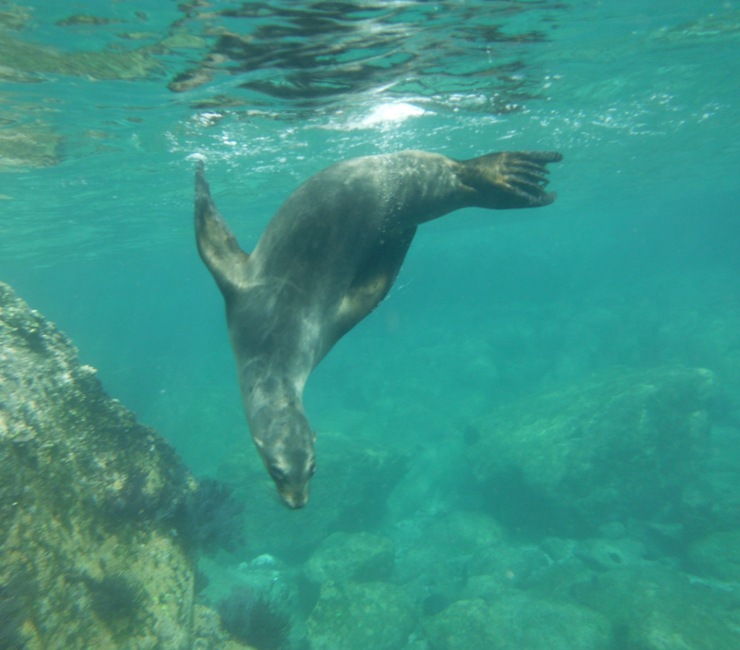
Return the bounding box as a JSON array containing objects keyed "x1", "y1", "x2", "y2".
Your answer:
[{"x1": 244, "y1": 373, "x2": 306, "y2": 425}]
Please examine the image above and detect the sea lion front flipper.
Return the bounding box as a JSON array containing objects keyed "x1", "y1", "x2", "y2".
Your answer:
[
  {"x1": 194, "y1": 161, "x2": 251, "y2": 296},
  {"x1": 328, "y1": 227, "x2": 416, "y2": 354},
  {"x1": 457, "y1": 151, "x2": 563, "y2": 210}
]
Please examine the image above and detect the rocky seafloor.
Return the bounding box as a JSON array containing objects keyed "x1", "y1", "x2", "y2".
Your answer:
[{"x1": 2, "y1": 279, "x2": 739, "y2": 649}]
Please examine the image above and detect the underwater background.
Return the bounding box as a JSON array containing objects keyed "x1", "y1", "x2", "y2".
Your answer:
[{"x1": 1, "y1": 1, "x2": 739, "y2": 648}]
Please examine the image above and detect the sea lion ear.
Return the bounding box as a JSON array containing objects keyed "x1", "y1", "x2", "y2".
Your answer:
[{"x1": 194, "y1": 161, "x2": 252, "y2": 296}]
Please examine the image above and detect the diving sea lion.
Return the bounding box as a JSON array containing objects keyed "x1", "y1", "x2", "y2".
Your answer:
[{"x1": 194, "y1": 149, "x2": 562, "y2": 508}]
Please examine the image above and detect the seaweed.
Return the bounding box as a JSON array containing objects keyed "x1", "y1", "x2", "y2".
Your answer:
[
  {"x1": 83, "y1": 573, "x2": 145, "y2": 636},
  {"x1": 217, "y1": 585, "x2": 292, "y2": 650},
  {"x1": 174, "y1": 478, "x2": 246, "y2": 554}
]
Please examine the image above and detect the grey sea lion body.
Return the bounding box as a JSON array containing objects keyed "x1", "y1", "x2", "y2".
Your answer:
[{"x1": 194, "y1": 150, "x2": 562, "y2": 507}]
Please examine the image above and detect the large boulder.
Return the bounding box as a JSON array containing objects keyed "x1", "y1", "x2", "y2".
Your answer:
[
  {"x1": 694, "y1": 425, "x2": 740, "y2": 532},
  {"x1": 423, "y1": 595, "x2": 612, "y2": 650},
  {"x1": 572, "y1": 565, "x2": 740, "y2": 650},
  {"x1": 393, "y1": 510, "x2": 510, "y2": 608},
  {"x1": 686, "y1": 530, "x2": 740, "y2": 582},
  {"x1": 304, "y1": 531, "x2": 394, "y2": 585},
  {"x1": 467, "y1": 366, "x2": 716, "y2": 534},
  {"x1": 307, "y1": 580, "x2": 417, "y2": 650},
  {"x1": 0, "y1": 282, "x2": 247, "y2": 650}
]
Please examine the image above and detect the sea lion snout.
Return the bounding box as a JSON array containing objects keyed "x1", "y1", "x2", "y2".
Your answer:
[
  {"x1": 277, "y1": 482, "x2": 310, "y2": 509},
  {"x1": 256, "y1": 416, "x2": 317, "y2": 508},
  {"x1": 267, "y1": 459, "x2": 315, "y2": 509}
]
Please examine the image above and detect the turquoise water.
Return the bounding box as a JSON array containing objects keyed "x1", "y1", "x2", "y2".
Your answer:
[{"x1": 2, "y1": 1, "x2": 739, "y2": 648}]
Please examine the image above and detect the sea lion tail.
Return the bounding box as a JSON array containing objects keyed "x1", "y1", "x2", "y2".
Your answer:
[{"x1": 194, "y1": 162, "x2": 251, "y2": 296}]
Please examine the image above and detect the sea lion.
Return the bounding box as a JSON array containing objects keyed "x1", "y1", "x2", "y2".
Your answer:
[{"x1": 194, "y1": 149, "x2": 562, "y2": 508}]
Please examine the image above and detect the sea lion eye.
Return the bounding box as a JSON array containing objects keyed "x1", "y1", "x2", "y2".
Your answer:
[{"x1": 269, "y1": 465, "x2": 286, "y2": 481}]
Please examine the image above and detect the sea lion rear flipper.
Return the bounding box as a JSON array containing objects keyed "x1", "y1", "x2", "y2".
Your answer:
[
  {"x1": 457, "y1": 151, "x2": 563, "y2": 210},
  {"x1": 194, "y1": 161, "x2": 251, "y2": 296}
]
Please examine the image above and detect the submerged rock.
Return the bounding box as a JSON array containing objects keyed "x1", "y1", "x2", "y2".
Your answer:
[
  {"x1": 468, "y1": 366, "x2": 717, "y2": 534},
  {"x1": 686, "y1": 530, "x2": 740, "y2": 582},
  {"x1": 393, "y1": 510, "x2": 508, "y2": 606},
  {"x1": 0, "y1": 282, "x2": 248, "y2": 649},
  {"x1": 572, "y1": 565, "x2": 740, "y2": 650},
  {"x1": 307, "y1": 580, "x2": 417, "y2": 650},
  {"x1": 423, "y1": 599, "x2": 492, "y2": 650},
  {"x1": 575, "y1": 536, "x2": 648, "y2": 572},
  {"x1": 304, "y1": 531, "x2": 394, "y2": 584},
  {"x1": 423, "y1": 594, "x2": 612, "y2": 650},
  {"x1": 695, "y1": 425, "x2": 740, "y2": 532}
]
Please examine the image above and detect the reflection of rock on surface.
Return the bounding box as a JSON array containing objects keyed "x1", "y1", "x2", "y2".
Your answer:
[
  {"x1": 0, "y1": 127, "x2": 64, "y2": 170},
  {"x1": 467, "y1": 366, "x2": 717, "y2": 534},
  {"x1": 0, "y1": 283, "x2": 248, "y2": 649}
]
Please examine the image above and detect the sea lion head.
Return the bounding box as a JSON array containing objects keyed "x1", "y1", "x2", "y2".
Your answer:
[{"x1": 254, "y1": 409, "x2": 317, "y2": 509}]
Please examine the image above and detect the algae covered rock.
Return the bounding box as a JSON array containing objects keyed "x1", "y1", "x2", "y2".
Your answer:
[
  {"x1": 574, "y1": 536, "x2": 648, "y2": 572},
  {"x1": 304, "y1": 531, "x2": 394, "y2": 584},
  {"x1": 468, "y1": 366, "x2": 716, "y2": 533},
  {"x1": 394, "y1": 510, "x2": 509, "y2": 605},
  {"x1": 423, "y1": 599, "x2": 492, "y2": 650},
  {"x1": 193, "y1": 604, "x2": 259, "y2": 650},
  {"x1": 572, "y1": 565, "x2": 740, "y2": 650},
  {"x1": 686, "y1": 530, "x2": 740, "y2": 582},
  {"x1": 0, "y1": 282, "x2": 246, "y2": 649},
  {"x1": 307, "y1": 580, "x2": 417, "y2": 650},
  {"x1": 695, "y1": 425, "x2": 740, "y2": 532},
  {"x1": 423, "y1": 595, "x2": 612, "y2": 650}
]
